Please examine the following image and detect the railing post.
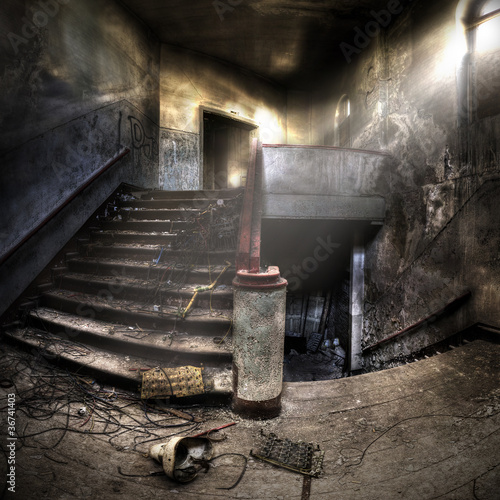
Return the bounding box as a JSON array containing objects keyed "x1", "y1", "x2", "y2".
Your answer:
[{"x1": 232, "y1": 140, "x2": 287, "y2": 419}]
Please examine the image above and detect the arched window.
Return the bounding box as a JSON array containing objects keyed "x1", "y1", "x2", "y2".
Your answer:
[
  {"x1": 335, "y1": 95, "x2": 351, "y2": 148},
  {"x1": 468, "y1": 0, "x2": 500, "y2": 119}
]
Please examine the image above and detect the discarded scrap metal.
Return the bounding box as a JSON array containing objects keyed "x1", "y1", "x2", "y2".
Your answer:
[
  {"x1": 250, "y1": 431, "x2": 325, "y2": 477},
  {"x1": 150, "y1": 436, "x2": 213, "y2": 483},
  {"x1": 141, "y1": 366, "x2": 204, "y2": 399},
  {"x1": 149, "y1": 432, "x2": 247, "y2": 489}
]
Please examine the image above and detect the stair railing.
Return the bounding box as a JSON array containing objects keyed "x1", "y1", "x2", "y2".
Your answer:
[
  {"x1": 0, "y1": 148, "x2": 130, "y2": 267},
  {"x1": 362, "y1": 290, "x2": 472, "y2": 353}
]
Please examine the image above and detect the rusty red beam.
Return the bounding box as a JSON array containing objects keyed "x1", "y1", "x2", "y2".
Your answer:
[
  {"x1": 0, "y1": 148, "x2": 130, "y2": 267},
  {"x1": 236, "y1": 138, "x2": 258, "y2": 272},
  {"x1": 363, "y1": 290, "x2": 472, "y2": 353},
  {"x1": 249, "y1": 143, "x2": 262, "y2": 272}
]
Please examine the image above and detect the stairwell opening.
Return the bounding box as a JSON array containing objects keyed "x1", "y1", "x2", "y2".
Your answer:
[{"x1": 261, "y1": 219, "x2": 358, "y2": 382}]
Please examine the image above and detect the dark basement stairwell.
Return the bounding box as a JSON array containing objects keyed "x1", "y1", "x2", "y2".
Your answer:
[{"x1": 2, "y1": 185, "x2": 245, "y2": 401}]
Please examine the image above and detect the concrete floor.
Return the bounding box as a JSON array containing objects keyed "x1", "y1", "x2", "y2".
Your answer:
[{"x1": 1, "y1": 340, "x2": 499, "y2": 499}]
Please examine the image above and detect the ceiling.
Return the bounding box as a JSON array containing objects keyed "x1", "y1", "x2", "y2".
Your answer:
[{"x1": 119, "y1": 0, "x2": 396, "y2": 89}]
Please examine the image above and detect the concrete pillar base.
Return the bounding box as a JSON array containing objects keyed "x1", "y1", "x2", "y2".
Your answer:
[{"x1": 232, "y1": 266, "x2": 287, "y2": 419}]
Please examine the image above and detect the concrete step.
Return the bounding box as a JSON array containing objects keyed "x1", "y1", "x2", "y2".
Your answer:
[
  {"x1": 117, "y1": 198, "x2": 237, "y2": 210},
  {"x1": 90, "y1": 229, "x2": 177, "y2": 246},
  {"x1": 27, "y1": 307, "x2": 233, "y2": 365},
  {"x1": 66, "y1": 257, "x2": 235, "y2": 284},
  {"x1": 100, "y1": 219, "x2": 190, "y2": 232},
  {"x1": 140, "y1": 188, "x2": 243, "y2": 201},
  {"x1": 80, "y1": 242, "x2": 236, "y2": 264},
  {"x1": 118, "y1": 208, "x2": 202, "y2": 220},
  {"x1": 56, "y1": 273, "x2": 234, "y2": 309},
  {"x1": 3, "y1": 326, "x2": 232, "y2": 398},
  {"x1": 40, "y1": 289, "x2": 232, "y2": 335}
]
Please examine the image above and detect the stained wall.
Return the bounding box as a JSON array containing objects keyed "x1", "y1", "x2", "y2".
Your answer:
[
  {"x1": 158, "y1": 44, "x2": 287, "y2": 190},
  {"x1": 311, "y1": 0, "x2": 500, "y2": 366},
  {"x1": 0, "y1": 0, "x2": 160, "y2": 315}
]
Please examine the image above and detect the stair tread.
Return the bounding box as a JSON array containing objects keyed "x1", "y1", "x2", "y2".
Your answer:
[
  {"x1": 140, "y1": 188, "x2": 243, "y2": 200},
  {"x1": 66, "y1": 258, "x2": 236, "y2": 284},
  {"x1": 92, "y1": 229, "x2": 177, "y2": 236},
  {"x1": 119, "y1": 207, "x2": 201, "y2": 212},
  {"x1": 83, "y1": 242, "x2": 235, "y2": 252},
  {"x1": 29, "y1": 307, "x2": 233, "y2": 355},
  {"x1": 4, "y1": 327, "x2": 232, "y2": 395},
  {"x1": 42, "y1": 289, "x2": 233, "y2": 323},
  {"x1": 58, "y1": 272, "x2": 234, "y2": 295},
  {"x1": 102, "y1": 219, "x2": 186, "y2": 224},
  {"x1": 67, "y1": 256, "x2": 234, "y2": 272}
]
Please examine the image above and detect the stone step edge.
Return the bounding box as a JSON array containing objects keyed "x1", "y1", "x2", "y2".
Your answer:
[
  {"x1": 28, "y1": 307, "x2": 233, "y2": 361},
  {"x1": 42, "y1": 290, "x2": 233, "y2": 320},
  {"x1": 3, "y1": 328, "x2": 233, "y2": 397},
  {"x1": 59, "y1": 272, "x2": 235, "y2": 296}
]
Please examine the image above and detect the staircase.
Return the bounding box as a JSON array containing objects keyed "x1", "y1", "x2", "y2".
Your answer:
[{"x1": 2, "y1": 185, "x2": 244, "y2": 401}]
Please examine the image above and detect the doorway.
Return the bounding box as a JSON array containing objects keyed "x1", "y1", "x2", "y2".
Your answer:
[
  {"x1": 261, "y1": 219, "x2": 355, "y2": 381},
  {"x1": 202, "y1": 110, "x2": 257, "y2": 190}
]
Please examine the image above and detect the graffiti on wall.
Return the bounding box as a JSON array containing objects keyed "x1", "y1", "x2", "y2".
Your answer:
[{"x1": 128, "y1": 116, "x2": 158, "y2": 160}]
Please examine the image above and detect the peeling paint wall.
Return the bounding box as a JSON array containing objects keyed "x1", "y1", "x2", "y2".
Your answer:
[
  {"x1": 313, "y1": 0, "x2": 500, "y2": 367},
  {"x1": 0, "y1": 0, "x2": 160, "y2": 316},
  {"x1": 159, "y1": 129, "x2": 200, "y2": 190},
  {"x1": 159, "y1": 44, "x2": 287, "y2": 190}
]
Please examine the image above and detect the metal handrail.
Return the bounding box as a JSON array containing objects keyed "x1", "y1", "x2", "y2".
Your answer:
[{"x1": 363, "y1": 290, "x2": 472, "y2": 353}]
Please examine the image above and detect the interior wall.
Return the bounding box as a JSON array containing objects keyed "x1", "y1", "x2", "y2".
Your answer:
[
  {"x1": 286, "y1": 90, "x2": 312, "y2": 145},
  {"x1": 159, "y1": 44, "x2": 287, "y2": 190},
  {"x1": 312, "y1": 0, "x2": 500, "y2": 367},
  {"x1": 0, "y1": 0, "x2": 160, "y2": 316}
]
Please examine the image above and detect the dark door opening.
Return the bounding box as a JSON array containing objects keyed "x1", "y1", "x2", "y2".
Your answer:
[
  {"x1": 261, "y1": 219, "x2": 354, "y2": 382},
  {"x1": 202, "y1": 111, "x2": 257, "y2": 190}
]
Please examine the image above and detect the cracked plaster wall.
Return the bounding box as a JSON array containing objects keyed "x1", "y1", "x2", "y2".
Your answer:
[
  {"x1": 312, "y1": 0, "x2": 500, "y2": 367},
  {"x1": 0, "y1": 0, "x2": 160, "y2": 316},
  {"x1": 158, "y1": 44, "x2": 287, "y2": 190}
]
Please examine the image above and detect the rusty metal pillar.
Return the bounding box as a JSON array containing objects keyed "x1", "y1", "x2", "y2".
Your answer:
[{"x1": 232, "y1": 266, "x2": 287, "y2": 419}]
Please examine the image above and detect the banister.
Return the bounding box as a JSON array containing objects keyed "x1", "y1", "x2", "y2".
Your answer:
[
  {"x1": 262, "y1": 143, "x2": 392, "y2": 156},
  {"x1": 363, "y1": 290, "x2": 472, "y2": 353},
  {"x1": 236, "y1": 138, "x2": 261, "y2": 272},
  {"x1": 0, "y1": 148, "x2": 131, "y2": 267}
]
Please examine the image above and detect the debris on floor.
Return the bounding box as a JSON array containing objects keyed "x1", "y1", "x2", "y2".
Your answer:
[
  {"x1": 150, "y1": 436, "x2": 213, "y2": 483},
  {"x1": 283, "y1": 340, "x2": 346, "y2": 382},
  {"x1": 141, "y1": 366, "x2": 205, "y2": 399},
  {"x1": 250, "y1": 430, "x2": 325, "y2": 478}
]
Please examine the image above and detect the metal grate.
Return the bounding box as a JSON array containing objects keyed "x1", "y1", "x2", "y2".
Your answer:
[{"x1": 250, "y1": 431, "x2": 324, "y2": 477}]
